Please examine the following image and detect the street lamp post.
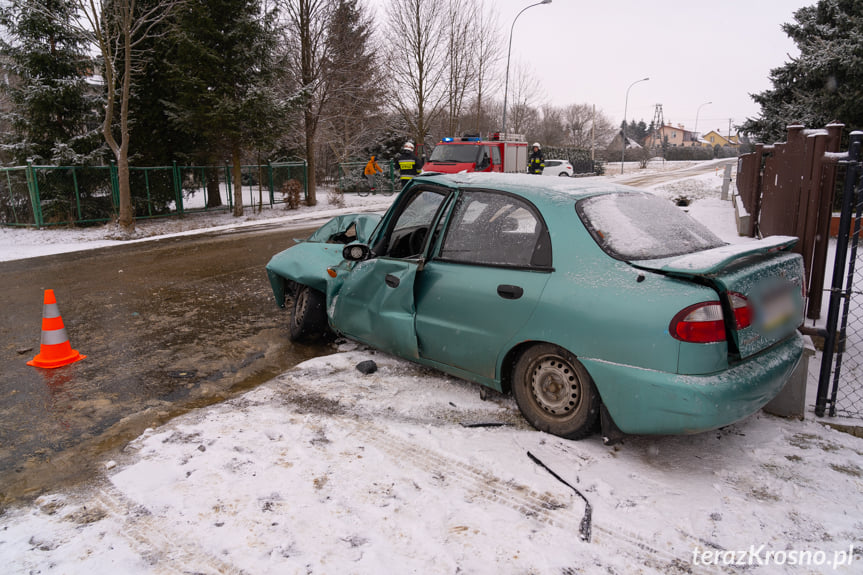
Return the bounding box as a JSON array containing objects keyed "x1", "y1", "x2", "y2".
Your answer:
[
  {"x1": 620, "y1": 77, "x2": 649, "y2": 174},
  {"x1": 502, "y1": 0, "x2": 551, "y2": 135},
  {"x1": 694, "y1": 101, "x2": 712, "y2": 144}
]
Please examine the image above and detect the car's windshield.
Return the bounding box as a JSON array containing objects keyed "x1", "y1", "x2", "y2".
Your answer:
[
  {"x1": 577, "y1": 192, "x2": 725, "y2": 260},
  {"x1": 393, "y1": 190, "x2": 445, "y2": 232},
  {"x1": 429, "y1": 144, "x2": 480, "y2": 163}
]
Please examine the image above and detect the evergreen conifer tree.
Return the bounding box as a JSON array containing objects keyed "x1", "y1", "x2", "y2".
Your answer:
[
  {"x1": 0, "y1": 0, "x2": 103, "y2": 165},
  {"x1": 320, "y1": 0, "x2": 384, "y2": 162},
  {"x1": 163, "y1": 0, "x2": 284, "y2": 216},
  {"x1": 741, "y1": 0, "x2": 863, "y2": 143}
]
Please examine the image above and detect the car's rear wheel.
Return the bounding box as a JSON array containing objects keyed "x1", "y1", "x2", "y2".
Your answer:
[
  {"x1": 558, "y1": 172, "x2": 570, "y2": 177},
  {"x1": 289, "y1": 285, "x2": 328, "y2": 341},
  {"x1": 512, "y1": 344, "x2": 599, "y2": 439}
]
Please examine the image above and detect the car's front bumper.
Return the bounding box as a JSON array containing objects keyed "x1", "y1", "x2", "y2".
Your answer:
[{"x1": 582, "y1": 331, "x2": 804, "y2": 435}]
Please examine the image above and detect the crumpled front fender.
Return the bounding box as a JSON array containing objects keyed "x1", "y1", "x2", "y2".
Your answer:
[
  {"x1": 265, "y1": 214, "x2": 383, "y2": 308},
  {"x1": 265, "y1": 242, "x2": 348, "y2": 308}
]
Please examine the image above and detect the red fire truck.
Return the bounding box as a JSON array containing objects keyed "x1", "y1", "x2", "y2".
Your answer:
[{"x1": 422, "y1": 133, "x2": 528, "y2": 174}]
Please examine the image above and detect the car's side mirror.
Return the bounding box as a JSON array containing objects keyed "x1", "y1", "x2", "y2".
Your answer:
[{"x1": 343, "y1": 242, "x2": 372, "y2": 262}]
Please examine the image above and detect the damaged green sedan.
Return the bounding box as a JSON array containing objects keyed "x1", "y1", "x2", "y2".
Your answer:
[{"x1": 266, "y1": 173, "x2": 805, "y2": 441}]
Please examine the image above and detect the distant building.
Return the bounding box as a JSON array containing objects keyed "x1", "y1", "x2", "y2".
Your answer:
[
  {"x1": 702, "y1": 130, "x2": 740, "y2": 148},
  {"x1": 646, "y1": 124, "x2": 701, "y2": 149},
  {"x1": 607, "y1": 132, "x2": 643, "y2": 153}
]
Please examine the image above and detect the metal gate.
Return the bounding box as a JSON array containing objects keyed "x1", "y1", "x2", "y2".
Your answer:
[{"x1": 816, "y1": 132, "x2": 863, "y2": 418}]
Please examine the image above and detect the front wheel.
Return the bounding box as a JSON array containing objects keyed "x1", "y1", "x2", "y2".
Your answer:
[
  {"x1": 289, "y1": 286, "x2": 328, "y2": 341},
  {"x1": 512, "y1": 344, "x2": 599, "y2": 439}
]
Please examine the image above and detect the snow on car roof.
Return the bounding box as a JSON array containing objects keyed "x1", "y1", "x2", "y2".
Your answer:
[{"x1": 415, "y1": 172, "x2": 635, "y2": 205}]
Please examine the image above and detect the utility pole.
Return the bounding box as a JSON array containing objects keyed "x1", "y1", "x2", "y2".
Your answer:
[
  {"x1": 649, "y1": 104, "x2": 664, "y2": 153},
  {"x1": 591, "y1": 104, "x2": 596, "y2": 161}
]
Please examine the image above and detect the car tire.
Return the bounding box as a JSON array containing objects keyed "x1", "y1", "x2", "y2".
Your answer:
[
  {"x1": 289, "y1": 285, "x2": 328, "y2": 342},
  {"x1": 558, "y1": 172, "x2": 570, "y2": 177},
  {"x1": 512, "y1": 344, "x2": 599, "y2": 439}
]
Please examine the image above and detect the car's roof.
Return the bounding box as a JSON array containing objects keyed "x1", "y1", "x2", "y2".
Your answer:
[{"x1": 413, "y1": 172, "x2": 640, "y2": 205}]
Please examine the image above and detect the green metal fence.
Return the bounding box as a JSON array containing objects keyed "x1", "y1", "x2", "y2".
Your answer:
[
  {"x1": 338, "y1": 160, "x2": 398, "y2": 195},
  {"x1": 0, "y1": 160, "x2": 308, "y2": 227}
]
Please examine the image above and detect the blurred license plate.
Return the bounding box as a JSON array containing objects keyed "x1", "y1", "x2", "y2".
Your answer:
[{"x1": 761, "y1": 289, "x2": 796, "y2": 330}]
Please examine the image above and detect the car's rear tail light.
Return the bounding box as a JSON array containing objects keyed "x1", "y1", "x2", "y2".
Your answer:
[
  {"x1": 670, "y1": 293, "x2": 751, "y2": 343},
  {"x1": 671, "y1": 302, "x2": 725, "y2": 343},
  {"x1": 729, "y1": 292, "x2": 752, "y2": 330}
]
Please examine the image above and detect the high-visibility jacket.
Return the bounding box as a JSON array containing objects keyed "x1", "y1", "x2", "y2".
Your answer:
[
  {"x1": 396, "y1": 150, "x2": 420, "y2": 180},
  {"x1": 528, "y1": 150, "x2": 545, "y2": 174}
]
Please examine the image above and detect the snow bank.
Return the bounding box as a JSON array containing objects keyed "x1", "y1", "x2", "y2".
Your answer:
[{"x1": 2, "y1": 347, "x2": 862, "y2": 573}]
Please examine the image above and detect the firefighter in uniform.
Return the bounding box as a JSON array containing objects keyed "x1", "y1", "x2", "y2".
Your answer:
[
  {"x1": 396, "y1": 142, "x2": 420, "y2": 185},
  {"x1": 528, "y1": 142, "x2": 545, "y2": 175}
]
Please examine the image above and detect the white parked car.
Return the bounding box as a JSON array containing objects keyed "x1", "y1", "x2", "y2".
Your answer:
[{"x1": 542, "y1": 159, "x2": 574, "y2": 177}]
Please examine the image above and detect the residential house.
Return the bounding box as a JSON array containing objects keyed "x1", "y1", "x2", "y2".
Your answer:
[
  {"x1": 702, "y1": 130, "x2": 740, "y2": 148},
  {"x1": 607, "y1": 132, "x2": 643, "y2": 153},
  {"x1": 645, "y1": 124, "x2": 700, "y2": 149}
]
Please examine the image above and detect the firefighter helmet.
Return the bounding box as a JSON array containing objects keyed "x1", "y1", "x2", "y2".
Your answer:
[
  {"x1": 403, "y1": 142, "x2": 415, "y2": 152},
  {"x1": 532, "y1": 142, "x2": 541, "y2": 149}
]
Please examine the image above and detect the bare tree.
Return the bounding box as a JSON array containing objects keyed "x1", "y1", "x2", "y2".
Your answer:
[
  {"x1": 70, "y1": 0, "x2": 177, "y2": 233},
  {"x1": 561, "y1": 103, "x2": 617, "y2": 150},
  {"x1": 442, "y1": 0, "x2": 477, "y2": 137},
  {"x1": 506, "y1": 61, "x2": 542, "y2": 136},
  {"x1": 384, "y1": 0, "x2": 446, "y2": 153},
  {"x1": 471, "y1": 3, "x2": 501, "y2": 133},
  {"x1": 538, "y1": 104, "x2": 566, "y2": 146},
  {"x1": 560, "y1": 104, "x2": 589, "y2": 148},
  {"x1": 279, "y1": 0, "x2": 333, "y2": 206}
]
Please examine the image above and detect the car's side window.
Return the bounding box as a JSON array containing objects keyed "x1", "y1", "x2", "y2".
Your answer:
[
  {"x1": 439, "y1": 191, "x2": 551, "y2": 268},
  {"x1": 383, "y1": 190, "x2": 447, "y2": 259}
]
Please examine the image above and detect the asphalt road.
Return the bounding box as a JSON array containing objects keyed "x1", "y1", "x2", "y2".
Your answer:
[{"x1": 0, "y1": 222, "x2": 328, "y2": 505}]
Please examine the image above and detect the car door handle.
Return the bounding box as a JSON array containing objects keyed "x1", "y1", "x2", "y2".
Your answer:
[
  {"x1": 385, "y1": 274, "x2": 400, "y2": 288},
  {"x1": 497, "y1": 284, "x2": 523, "y2": 300}
]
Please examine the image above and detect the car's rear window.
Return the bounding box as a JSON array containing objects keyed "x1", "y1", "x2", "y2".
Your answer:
[{"x1": 576, "y1": 192, "x2": 725, "y2": 260}]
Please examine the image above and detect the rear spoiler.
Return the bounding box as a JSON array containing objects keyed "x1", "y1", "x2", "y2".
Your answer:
[{"x1": 631, "y1": 236, "x2": 798, "y2": 275}]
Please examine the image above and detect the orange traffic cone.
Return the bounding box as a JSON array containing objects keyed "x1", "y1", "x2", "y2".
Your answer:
[{"x1": 27, "y1": 289, "x2": 86, "y2": 369}]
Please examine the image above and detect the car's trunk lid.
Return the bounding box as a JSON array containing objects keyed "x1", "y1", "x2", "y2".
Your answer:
[{"x1": 632, "y1": 236, "x2": 805, "y2": 359}]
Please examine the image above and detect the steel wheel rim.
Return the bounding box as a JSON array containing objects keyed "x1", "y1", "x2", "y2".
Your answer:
[{"x1": 530, "y1": 355, "x2": 582, "y2": 416}]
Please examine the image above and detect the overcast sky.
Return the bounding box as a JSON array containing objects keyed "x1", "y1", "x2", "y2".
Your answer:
[{"x1": 373, "y1": 0, "x2": 813, "y2": 135}]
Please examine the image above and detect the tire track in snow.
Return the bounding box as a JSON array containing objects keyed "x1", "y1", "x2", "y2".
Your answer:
[
  {"x1": 345, "y1": 420, "x2": 732, "y2": 574},
  {"x1": 92, "y1": 484, "x2": 245, "y2": 575}
]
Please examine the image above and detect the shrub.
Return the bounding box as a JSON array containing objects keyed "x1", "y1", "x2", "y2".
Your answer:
[
  {"x1": 663, "y1": 146, "x2": 715, "y2": 161},
  {"x1": 281, "y1": 179, "x2": 303, "y2": 210},
  {"x1": 328, "y1": 188, "x2": 346, "y2": 208}
]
